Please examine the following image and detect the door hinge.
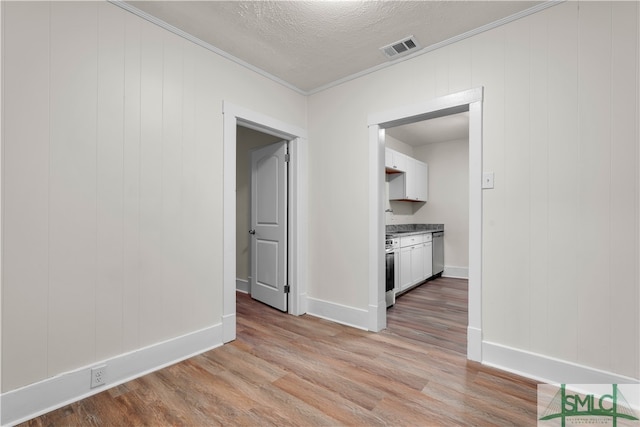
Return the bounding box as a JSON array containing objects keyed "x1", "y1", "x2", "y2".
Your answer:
[
  {"x1": 284, "y1": 153, "x2": 290, "y2": 163},
  {"x1": 284, "y1": 285, "x2": 290, "y2": 294}
]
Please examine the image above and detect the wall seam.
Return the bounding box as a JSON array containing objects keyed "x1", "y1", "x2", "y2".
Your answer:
[
  {"x1": 608, "y1": 1, "x2": 613, "y2": 374},
  {"x1": 46, "y1": 0, "x2": 52, "y2": 380},
  {"x1": 94, "y1": 0, "x2": 100, "y2": 364}
]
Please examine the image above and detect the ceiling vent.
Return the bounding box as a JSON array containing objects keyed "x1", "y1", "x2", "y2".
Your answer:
[{"x1": 380, "y1": 36, "x2": 421, "y2": 60}]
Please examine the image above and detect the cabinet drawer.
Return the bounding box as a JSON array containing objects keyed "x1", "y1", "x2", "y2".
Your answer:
[{"x1": 400, "y1": 234, "x2": 424, "y2": 247}]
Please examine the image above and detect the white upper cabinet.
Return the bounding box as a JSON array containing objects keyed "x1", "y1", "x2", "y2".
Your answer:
[
  {"x1": 385, "y1": 148, "x2": 408, "y2": 172},
  {"x1": 387, "y1": 148, "x2": 428, "y2": 202},
  {"x1": 406, "y1": 159, "x2": 428, "y2": 202}
]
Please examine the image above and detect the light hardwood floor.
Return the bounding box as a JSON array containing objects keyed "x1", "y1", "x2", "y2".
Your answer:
[{"x1": 21, "y1": 277, "x2": 539, "y2": 426}]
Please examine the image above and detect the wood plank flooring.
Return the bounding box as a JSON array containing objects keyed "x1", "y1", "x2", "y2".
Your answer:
[{"x1": 21, "y1": 277, "x2": 539, "y2": 426}]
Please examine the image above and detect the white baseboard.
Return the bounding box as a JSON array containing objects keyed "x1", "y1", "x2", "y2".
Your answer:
[
  {"x1": 467, "y1": 326, "x2": 482, "y2": 362},
  {"x1": 297, "y1": 292, "x2": 308, "y2": 315},
  {"x1": 1, "y1": 324, "x2": 223, "y2": 426},
  {"x1": 368, "y1": 302, "x2": 387, "y2": 332},
  {"x1": 222, "y1": 313, "x2": 236, "y2": 343},
  {"x1": 307, "y1": 297, "x2": 368, "y2": 331},
  {"x1": 442, "y1": 266, "x2": 468, "y2": 279},
  {"x1": 236, "y1": 278, "x2": 249, "y2": 293},
  {"x1": 482, "y1": 341, "x2": 640, "y2": 385}
]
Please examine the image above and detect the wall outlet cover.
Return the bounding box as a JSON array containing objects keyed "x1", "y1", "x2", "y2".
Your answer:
[
  {"x1": 482, "y1": 172, "x2": 495, "y2": 189},
  {"x1": 90, "y1": 365, "x2": 107, "y2": 388}
]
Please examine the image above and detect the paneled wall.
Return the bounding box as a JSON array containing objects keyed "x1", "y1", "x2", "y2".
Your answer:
[
  {"x1": 2, "y1": 1, "x2": 306, "y2": 392},
  {"x1": 308, "y1": 1, "x2": 638, "y2": 379}
]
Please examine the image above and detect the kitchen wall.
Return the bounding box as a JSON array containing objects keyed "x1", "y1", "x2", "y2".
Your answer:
[
  {"x1": 308, "y1": 1, "x2": 639, "y2": 380},
  {"x1": 236, "y1": 127, "x2": 281, "y2": 286},
  {"x1": 1, "y1": 0, "x2": 306, "y2": 405},
  {"x1": 414, "y1": 139, "x2": 469, "y2": 274}
]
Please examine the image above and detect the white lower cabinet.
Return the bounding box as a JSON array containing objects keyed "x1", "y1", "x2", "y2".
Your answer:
[
  {"x1": 410, "y1": 244, "x2": 424, "y2": 285},
  {"x1": 399, "y1": 246, "x2": 413, "y2": 291},
  {"x1": 397, "y1": 232, "x2": 433, "y2": 293},
  {"x1": 423, "y1": 241, "x2": 433, "y2": 279}
]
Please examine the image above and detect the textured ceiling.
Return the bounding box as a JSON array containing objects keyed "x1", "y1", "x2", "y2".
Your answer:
[{"x1": 126, "y1": 1, "x2": 545, "y2": 93}]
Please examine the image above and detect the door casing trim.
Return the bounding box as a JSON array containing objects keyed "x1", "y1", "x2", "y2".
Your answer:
[
  {"x1": 222, "y1": 102, "x2": 308, "y2": 342},
  {"x1": 367, "y1": 87, "x2": 484, "y2": 361}
]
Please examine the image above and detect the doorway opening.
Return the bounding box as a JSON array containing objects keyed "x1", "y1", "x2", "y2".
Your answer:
[
  {"x1": 236, "y1": 127, "x2": 288, "y2": 310},
  {"x1": 384, "y1": 112, "x2": 470, "y2": 354},
  {"x1": 385, "y1": 112, "x2": 469, "y2": 280},
  {"x1": 222, "y1": 102, "x2": 308, "y2": 344},
  {"x1": 368, "y1": 88, "x2": 483, "y2": 361}
]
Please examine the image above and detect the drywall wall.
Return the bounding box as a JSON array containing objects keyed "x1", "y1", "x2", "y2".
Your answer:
[
  {"x1": 413, "y1": 139, "x2": 469, "y2": 271},
  {"x1": 384, "y1": 134, "x2": 413, "y2": 156},
  {"x1": 236, "y1": 127, "x2": 281, "y2": 283},
  {"x1": 307, "y1": 1, "x2": 638, "y2": 379},
  {"x1": 1, "y1": 0, "x2": 306, "y2": 396}
]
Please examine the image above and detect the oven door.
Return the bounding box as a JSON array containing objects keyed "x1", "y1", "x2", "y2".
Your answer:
[
  {"x1": 385, "y1": 251, "x2": 394, "y2": 292},
  {"x1": 385, "y1": 251, "x2": 395, "y2": 307}
]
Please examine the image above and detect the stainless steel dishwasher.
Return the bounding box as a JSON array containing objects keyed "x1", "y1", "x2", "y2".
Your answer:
[{"x1": 432, "y1": 231, "x2": 444, "y2": 277}]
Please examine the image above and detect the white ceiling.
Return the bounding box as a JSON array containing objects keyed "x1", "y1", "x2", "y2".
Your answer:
[
  {"x1": 386, "y1": 111, "x2": 469, "y2": 146},
  {"x1": 125, "y1": 0, "x2": 545, "y2": 93}
]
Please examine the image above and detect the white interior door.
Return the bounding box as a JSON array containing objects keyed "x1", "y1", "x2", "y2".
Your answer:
[{"x1": 250, "y1": 141, "x2": 288, "y2": 311}]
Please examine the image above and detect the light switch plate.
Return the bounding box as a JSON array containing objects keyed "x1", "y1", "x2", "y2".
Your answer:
[{"x1": 482, "y1": 172, "x2": 495, "y2": 189}]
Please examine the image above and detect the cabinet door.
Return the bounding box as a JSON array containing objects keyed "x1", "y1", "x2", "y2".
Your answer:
[
  {"x1": 404, "y1": 159, "x2": 417, "y2": 200},
  {"x1": 414, "y1": 160, "x2": 428, "y2": 202},
  {"x1": 410, "y1": 244, "x2": 424, "y2": 284},
  {"x1": 384, "y1": 148, "x2": 394, "y2": 169},
  {"x1": 399, "y1": 246, "x2": 413, "y2": 291},
  {"x1": 402, "y1": 159, "x2": 428, "y2": 202},
  {"x1": 423, "y1": 241, "x2": 433, "y2": 279},
  {"x1": 385, "y1": 148, "x2": 408, "y2": 172}
]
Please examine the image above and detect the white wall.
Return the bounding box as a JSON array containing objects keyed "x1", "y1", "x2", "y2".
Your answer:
[
  {"x1": 1, "y1": 0, "x2": 306, "y2": 397},
  {"x1": 414, "y1": 139, "x2": 469, "y2": 270},
  {"x1": 2, "y1": 1, "x2": 638, "y2": 416},
  {"x1": 236, "y1": 127, "x2": 281, "y2": 282},
  {"x1": 308, "y1": 1, "x2": 639, "y2": 380}
]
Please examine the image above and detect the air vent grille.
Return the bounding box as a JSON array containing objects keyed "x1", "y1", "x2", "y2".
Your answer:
[{"x1": 380, "y1": 36, "x2": 421, "y2": 60}]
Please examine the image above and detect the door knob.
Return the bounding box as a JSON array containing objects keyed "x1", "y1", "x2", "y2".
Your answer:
[{"x1": 249, "y1": 229, "x2": 256, "y2": 234}]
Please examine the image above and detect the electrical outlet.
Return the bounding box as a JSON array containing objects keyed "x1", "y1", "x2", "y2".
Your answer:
[{"x1": 90, "y1": 365, "x2": 107, "y2": 388}]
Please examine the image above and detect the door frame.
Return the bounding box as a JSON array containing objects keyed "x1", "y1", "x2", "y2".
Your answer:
[
  {"x1": 222, "y1": 102, "x2": 308, "y2": 343},
  {"x1": 367, "y1": 87, "x2": 484, "y2": 361}
]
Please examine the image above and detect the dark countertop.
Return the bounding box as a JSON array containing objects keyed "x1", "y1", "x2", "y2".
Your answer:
[{"x1": 385, "y1": 223, "x2": 444, "y2": 238}]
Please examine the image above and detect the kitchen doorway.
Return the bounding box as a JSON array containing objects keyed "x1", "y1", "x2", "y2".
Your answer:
[
  {"x1": 222, "y1": 102, "x2": 308, "y2": 343},
  {"x1": 385, "y1": 112, "x2": 469, "y2": 281},
  {"x1": 367, "y1": 88, "x2": 483, "y2": 361}
]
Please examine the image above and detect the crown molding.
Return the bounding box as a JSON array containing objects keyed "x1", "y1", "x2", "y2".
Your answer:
[
  {"x1": 111, "y1": 0, "x2": 563, "y2": 97},
  {"x1": 307, "y1": 0, "x2": 564, "y2": 95},
  {"x1": 108, "y1": 0, "x2": 307, "y2": 96}
]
